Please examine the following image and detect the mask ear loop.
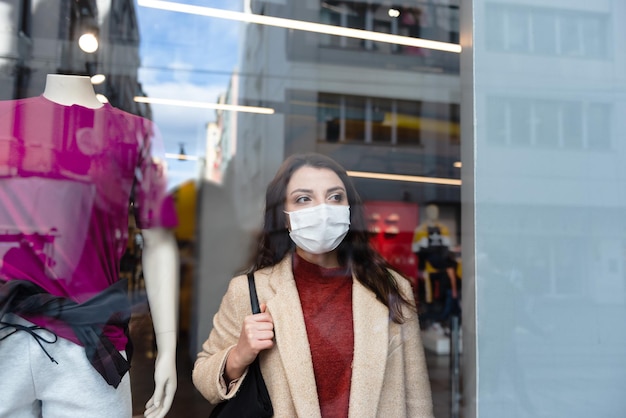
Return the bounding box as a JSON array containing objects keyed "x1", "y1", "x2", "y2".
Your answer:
[{"x1": 283, "y1": 210, "x2": 291, "y2": 232}]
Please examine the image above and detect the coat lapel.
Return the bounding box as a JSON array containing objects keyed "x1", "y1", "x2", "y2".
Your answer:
[
  {"x1": 265, "y1": 257, "x2": 322, "y2": 418},
  {"x1": 348, "y1": 279, "x2": 389, "y2": 418}
]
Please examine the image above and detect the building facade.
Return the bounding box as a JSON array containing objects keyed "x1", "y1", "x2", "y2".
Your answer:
[{"x1": 0, "y1": 0, "x2": 148, "y2": 116}]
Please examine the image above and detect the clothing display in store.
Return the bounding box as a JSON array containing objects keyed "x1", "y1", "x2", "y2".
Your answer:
[
  {"x1": 0, "y1": 74, "x2": 178, "y2": 418},
  {"x1": 412, "y1": 204, "x2": 459, "y2": 330},
  {"x1": 0, "y1": 93, "x2": 174, "y2": 348}
]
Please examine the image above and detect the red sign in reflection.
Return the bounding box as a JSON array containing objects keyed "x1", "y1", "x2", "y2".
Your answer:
[{"x1": 363, "y1": 200, "x2": 419, "y2": 282}]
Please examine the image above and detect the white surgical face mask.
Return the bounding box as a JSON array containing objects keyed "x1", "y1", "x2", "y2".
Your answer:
[{"x1": 286, "y1": 204, "x2": 350, "y2": 254}]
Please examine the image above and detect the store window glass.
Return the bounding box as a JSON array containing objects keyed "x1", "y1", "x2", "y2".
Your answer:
[
  {"x1": 466, "y1": 0, "x2": 626, "y2": 417},
  {"x1": 5, "y1": 0, "x2": 625, "y2": 417},
  {"x1": 0, "y1": 0, "x2": 464, "y2": 417}
]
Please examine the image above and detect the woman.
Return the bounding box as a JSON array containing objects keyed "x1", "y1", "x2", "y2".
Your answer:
[{"x1": 192, "y1": 153, "x2": 434, "y2": 417}]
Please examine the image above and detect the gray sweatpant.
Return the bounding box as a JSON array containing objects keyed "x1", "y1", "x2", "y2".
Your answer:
[{"x1": 0, "y1": 313, "x2": 132, "y2": 418}]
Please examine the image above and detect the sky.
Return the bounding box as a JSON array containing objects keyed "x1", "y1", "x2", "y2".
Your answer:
[{"x1": 133, "y1": 0, "x2": 243, "y2": 189}]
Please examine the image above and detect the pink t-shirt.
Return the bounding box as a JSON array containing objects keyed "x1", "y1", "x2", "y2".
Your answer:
[{"x1": 0, "y1": 96, "x2": 177, "y2": 350}]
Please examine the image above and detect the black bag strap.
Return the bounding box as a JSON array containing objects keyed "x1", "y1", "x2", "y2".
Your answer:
[{"x1": 247, "y1": 272, "x2": 261, "y2": 315}]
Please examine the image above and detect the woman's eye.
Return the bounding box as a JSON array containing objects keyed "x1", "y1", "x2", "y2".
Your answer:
[
  {"x1": 329, "y1": 193, "x2": 344, "y2": 202},
  {"x1": 295, "y1": 196, "x2": 311, "y2": 204}
]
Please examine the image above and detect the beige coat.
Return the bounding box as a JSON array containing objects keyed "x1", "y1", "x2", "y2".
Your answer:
[{"x1": 192, "y1": 256, "x2": 434, "y2": 418}]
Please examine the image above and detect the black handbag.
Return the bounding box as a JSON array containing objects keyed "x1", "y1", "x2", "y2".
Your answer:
[{"x1": 209, "y1": 272, "x2": 274, "y2": 418}]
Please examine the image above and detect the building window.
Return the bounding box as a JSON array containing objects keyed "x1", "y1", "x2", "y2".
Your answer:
[
  {"x1": 487, "y1": 96, "x2": 612, "y2": 150},
  {"x1": 486, "y1": 3, "x2": 609, "y2": 59},
  {"x1": 318, "y1": 93, "x2": 459, "y2": 147},
  {"x1": 320, "y1": 1, "x2": 460, "y2": 52}
]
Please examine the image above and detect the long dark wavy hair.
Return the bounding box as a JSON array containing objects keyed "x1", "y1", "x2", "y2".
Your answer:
[{"x1": 253, "y1": 153, "x2": 413, "y2": 323}]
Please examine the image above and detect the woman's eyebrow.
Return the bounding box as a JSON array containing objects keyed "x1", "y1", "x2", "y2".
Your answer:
[
  {"x1": 289, "y1": 188, "x2": 313, "y2": 195},
  {"x1": 289, "y1": 186, "x2": 345, "y2": 195},
  {"x1": 326, "y1": 186, "x2": 346, "y2": 193}
]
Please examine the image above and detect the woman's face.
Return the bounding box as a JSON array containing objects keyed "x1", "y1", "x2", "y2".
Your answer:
[{"x1": 284, "y1": 166, "x2": 348, "y2": 214}]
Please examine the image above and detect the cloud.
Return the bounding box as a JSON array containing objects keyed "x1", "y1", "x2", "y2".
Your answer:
[
  {"x1": 140, "y1": 81, "x2": 227, "y2": 164},
  {"x1": 136, "y1": 1, "x2": 241, "y2": 85},
  {"x1": 145, "y1": 81, "x2": 223, "y2": 113},
  {"x1": 135, "y1": 1, "x2": 243, "y2": 188}
]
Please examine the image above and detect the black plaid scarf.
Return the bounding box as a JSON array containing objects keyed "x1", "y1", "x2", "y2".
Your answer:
[{"x1": 0, "y1": 279, "x2": 132, "y2": 388}]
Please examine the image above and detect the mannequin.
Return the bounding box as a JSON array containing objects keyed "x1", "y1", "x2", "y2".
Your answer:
[
  {"x1": 412, "y1": 204, "x2": 458, "y2": 324},
  {"x1": 0, "y1": 74, "x2": 178, "y2": 418},
  {"x1": 141, "y1": 228, "x2": 179, "y2": 418},
  {"x1": 42, "y1": 74, "x2": 104, "y2": 109}
]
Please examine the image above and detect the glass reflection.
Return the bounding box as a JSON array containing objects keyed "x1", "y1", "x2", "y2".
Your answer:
[
  {"x1": 1, "y1": 0, "x2": 465, "y2": 416},
  {"x1": 468, "y1": 0, "x2": 626, "y2": 417}
]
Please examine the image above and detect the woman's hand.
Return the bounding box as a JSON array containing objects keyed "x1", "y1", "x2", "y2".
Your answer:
[{"x1": 224, "y1": 303, "x2": 274, "y2": 382}]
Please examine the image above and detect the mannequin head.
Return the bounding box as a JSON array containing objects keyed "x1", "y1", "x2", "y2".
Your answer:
[{"x1": 424, "y1": 204, "x2": 439, "y2": 223}]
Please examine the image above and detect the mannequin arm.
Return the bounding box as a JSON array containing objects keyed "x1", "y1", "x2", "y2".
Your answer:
[
  {"x1": 141, "y1": 228, "x2": 179, "y2": 418},
  {"x1": 446, "y1": 267, "x2": 458, "y2": 299}
]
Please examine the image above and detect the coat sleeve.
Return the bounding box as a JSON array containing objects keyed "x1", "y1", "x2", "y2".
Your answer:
[
  {"x1": 397, "y1": 275, "x2": 435, "y2": 417},
  {"x1": 192, "y1": 274, "x2": 251, "y2": 403}
]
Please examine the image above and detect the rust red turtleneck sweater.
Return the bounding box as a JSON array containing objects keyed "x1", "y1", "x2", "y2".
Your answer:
[{"x1": 293, "y1": 253, "x2": 354, "y2": 418}]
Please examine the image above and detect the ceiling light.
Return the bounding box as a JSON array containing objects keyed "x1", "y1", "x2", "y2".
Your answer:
[
  {"x1": 138, "y1": 0, "x2": 461, "y2": 53},
  {"x1": 388, "y1": 9, "x2": 400, "y2": 18},
  {"x1": 453, "y1": 161, "x2": 462, "y2": 168},
  {"x1": 91, "y1": 74, "x2": 106, "y2": 84},
  {"x1": 133, "y1": 96, "x2": 275, "y2": 115},
  {"x1": 78, "y1": 33, "x2": 98, "y2": 53},
  {"x1": 347, "y1": 170, "x2": 461, "y2": 186},
  {"x1": 165, "y1": 153, "x2": 199, "y2": 161},
  {"x1": 96, "y1": 94, "x2": 108, "y2": 103}
]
